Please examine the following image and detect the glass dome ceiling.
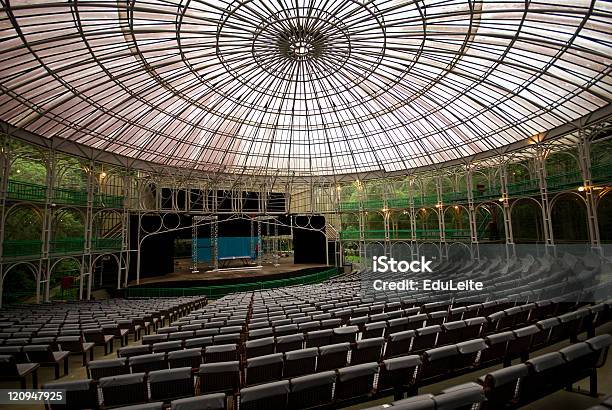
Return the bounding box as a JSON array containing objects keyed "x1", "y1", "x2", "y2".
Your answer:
[{"x1": 0, "y1": 0, "x2": 610, "y2": 176}]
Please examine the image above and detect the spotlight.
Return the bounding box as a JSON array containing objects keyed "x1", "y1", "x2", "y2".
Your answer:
[
  {"x1": 498, "y1": 197, "x2": 505, "y2": 202},
  {"x1": 454, "y1": 205, "x2": 459, "y2": 210},
  {"x1": 15, "y1": 169, "x2": 21, "y2": 174},
  {"x1": 577, "y1": 186, "x2": 585, "y2": 192}
]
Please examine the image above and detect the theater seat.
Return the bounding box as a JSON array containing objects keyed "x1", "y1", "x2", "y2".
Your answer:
[
  {"x1": 245, "y1": 337, "x2": 275, "y2": 359},
  {"x1": 87, "y1": 357, "x2": 128, "y2": 380},
  {"x1": 391, "y1": 393, "x2": 436, "y2": 410},
  {"x1": 245, "y1": 353, "x2": 284, "y2": 386},
  {"x1": 288, "y1": 370, "x2": 336, "y2": 409},
  {"x1": 377, "y1": 355, "x2": 420, "y2": 396},
  {"x1": 332, "y1": 325, "x2": 359, "y2": 344},
  {"x1": 436, "y1": 382, "x2": 485, "y2": 410},
  {"x1": 317, "y1": 342, "x2": 350, "y2": 371},
  {"x1": 129, "y1": 352, "x2": 167, "y2": 373},
  {"x1": 240, "y1": 380, "x2": 289, "y2": 410},
  {"x1": 521, "y1": 352, "x2": 566, "y2": 402},
  {"x1": 351, "y1": 337, "x2": 384, "y2": 365},
  {"x1": 478, "y1": 363, "x2": 528, "y2": 409},
  {"x1": 306, "y1": 329, "x2": 332, "y2": 348},
  {"x1": 335, "y1": 362, "x2": 379, "y2": 401},
  {"x1": 199, "y1": 361, "x2": 240, "y2": 394},
  {"x1": 149, "y1": 367, "x2": 194, "y2": 401},
  {"x1": 276, "y1": 334, "x2": 303, "y2": 353},
  {"x1": 42, "y1": 378, "x2": 98, "y2": 410},
  {"x1": 284, "y1": 347, "x2": 317, "y2": 377},
  {"x1": 170, "y1": 393, "x2": 226, "y2": 410},
  {"x1": 99, "y1": 373, "x2": 148, "y2": 408},
  {"x1": 386, "y1": 330, "x2": 416, "y2": 358},
  {"x1": 420, "y1": 345, "x2": 458, "y2": 383}
]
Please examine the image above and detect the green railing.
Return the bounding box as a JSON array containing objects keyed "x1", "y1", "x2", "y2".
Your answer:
[
  {"x1": 414, "y1": 195, "x2": 438, "y2": 207},
  {"x1": 592, "y1": 162, "x2": 612, "y2": 184},
  {"x1": 7, "y1": 180, "x2": 47, "y2": 201},
  {"x1": 445, "y1": 229, "x2": 471, "y2": 239},
  {"x1": 95, "y1": 193, "x2": 124, "y2": 208},
  {"x1": 390, "y1": 229, "x2": 412, "y2": 239},
  {"x1": 387, "y1": 198, "x2": 409, "y2": 208},
  {"x1": 442, "y1": 191, "x2": 468, "y2": 204},
  {"x1": 53, "y1": 187, "x2": 88, "y2": 205},
  {"x1": 93, "y1": 237, "x2": 122, "y2": 250},
  {"x1": 3, "y1": 237, "x2": 121, "y2": 258},
  {"x1": 474, "y1": 187, "x2": 501, "y2": 200},
  {"x1": 124, "y1": 267, "x2": 341, "y2": 298},
  {"x1": 546, "y1": 170, "x2": 582, "y2": 191},
  {"x1": 340, "y1": 229, "x2": 471, "y2": 241},
  {"x1": 6, "y1": 179, "x2": 124, "y2": 207},
  {"x1": 340, "y1": 230, "x2": 360, "y2": 240},
  {"x1": 362, "y1": 199, "x2": 384, "y2": 210},
  {"x1": 2, "y1": 240, "x2": 43, "y2": 258},
  {"x1": 50, "y1": 238, "x2": 85, "y2": 254},
  {"x1": 507, "y1": 179, "x2": 540, "y2": 196},
  {"x1": 339, "y1": 201, "x2": 360, "y2": 211}
]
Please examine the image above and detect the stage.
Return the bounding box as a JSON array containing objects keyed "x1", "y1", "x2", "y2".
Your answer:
[{"x1": 128, "y1": 256, "x2": 329, "y2": 288}]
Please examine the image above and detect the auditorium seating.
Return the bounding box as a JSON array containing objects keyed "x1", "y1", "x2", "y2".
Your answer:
[{"x1": 1, "y1": 254, "x2": 610, "y2": 409}]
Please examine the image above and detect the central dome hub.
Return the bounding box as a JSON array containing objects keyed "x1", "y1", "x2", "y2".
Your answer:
[
  {"x1": 291, "y1": 39, "x2": 313, "y2": 59},
  {"x1": 279, "y1": 29, "x2": 324, "y2": 62}
]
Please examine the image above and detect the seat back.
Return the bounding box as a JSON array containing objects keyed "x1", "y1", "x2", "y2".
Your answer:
[
  {"x1": 57, "y1": 336, "x2": 83, "y2": 353},
  {"x1": 275, "y1": 334, "x2": 304, "y2": 353},
  {"x1": 385, "y1": 330, "x2": 415, "y2": 358},
  {"x1": 239, "y1": 380, "x2": 289, "y2": 410},
  {"x1": 149, "y1": 367, "x2": 194, "y2": 401},
  {"x1": 305, "y1": 329, "x2": 332, "y2": 348},
  {"x1": 412, "y1": 326, "x2": 441, "y2": 353},
  {"x1": 435, "y1": 382, "x2": 486, "y2": 410},
  {"x1": 129, "y1": 352, "x2": 167, "y2": 373},
  {"x1": 87, "y1": 358, "x2": 129, "y2": 380},
  {"x1": 170, "y1": 393, "x2": 226, "y2": 410},
  {"x1": 23, "y1": 344, "x2": 53, "y2": 362},
  {"x1": 0, "y1": 347, "x2": 28, "y2": 363},
  {"x1": 245, "y1": 337, "x2": 275, "y2": 359},
  {"x1": 118, "y1": 344, "x2": 151, "y2": 358},
  {"x1": 198, "y1": 361, "x2": 240, "y2": 394},
  {"x1": 99, "y1": 372, "x2": 148, "y2": 407},
  {"x1": 335, "y1": 362, "x2": 378, "y2": 401},
  {"x1": 351, "y1": 337, "x2": 384, "y2": 365},
  {"x1": 283, "y1": 347, "x2": 317, "y2": 378},
  {"x1": 245, "y1": 353, "x2": 284, "y2": 386},
  {"x1": 419, "y1": 346, "x2": 458, "y2": 383},
  {"x1": 0, "y1": 354, "x2": 19, "y2": 375},
  {"x1": 521, "y1": 352, "x2": 566, "y2": 402},
  {"x1": 479, "y1": 364, "x2": 528, "y2": 409},
  {"x1": 317, "y1": 343, "x2": 349, "y2": 371},
  {"x1": 168, "y1": 348, "x2": 202, "y2": 369},
  {"x1": 152, "y1": 340, "x2": 183, "y2": 354},
  {"x1": 377, "y1": 355, "x2": 420, "y2": 393},
  {"x1": 43, "y1": 379, "x2": 98, "y2": 410},
  {"x1": 288, "y1": 371, "x2": 336, "y2": 409},
  {"x1": 204, "y1": 344, "x2": 238, "y2": 363}
]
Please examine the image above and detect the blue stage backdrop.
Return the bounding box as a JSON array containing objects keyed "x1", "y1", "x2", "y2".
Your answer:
[{"x1": 195, "y1": 236, "x2": 259, "y2": 261}]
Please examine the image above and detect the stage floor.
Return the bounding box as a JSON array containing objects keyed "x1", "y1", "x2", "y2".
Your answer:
[{"x1": 129, "y1": 257, "x2": 328, "y2": 287}]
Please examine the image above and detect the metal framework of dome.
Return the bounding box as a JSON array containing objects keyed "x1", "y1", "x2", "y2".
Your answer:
[{"x1": 1, "y1": 0, "x2": 611, "y2": 177}]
